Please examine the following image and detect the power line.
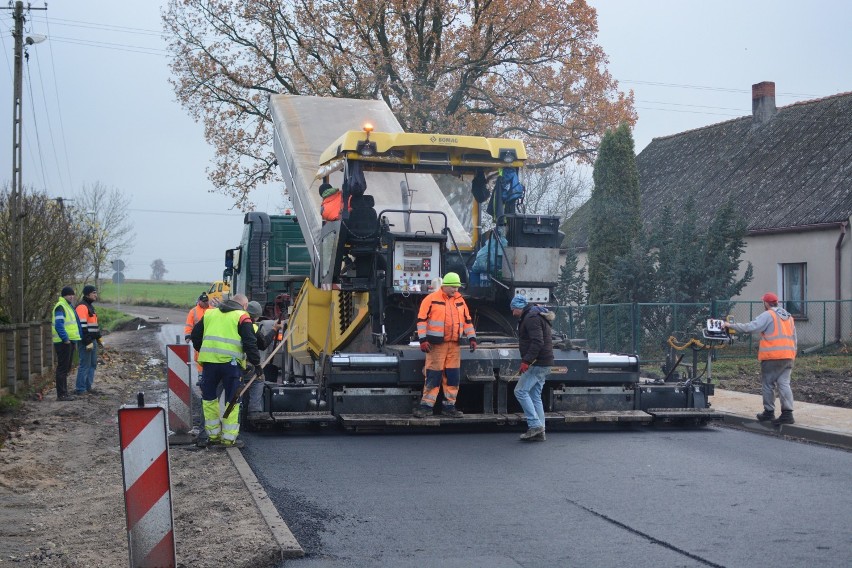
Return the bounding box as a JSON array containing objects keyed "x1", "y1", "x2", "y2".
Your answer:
[
  {"x1": 635, "y1": 105, "x2": 742, "y2": 118},
  {"x1": 621, "y1": 79, "x2": 822, "y2": 99},
  {"x1": 44, "y1": 13, "x2": 75, "y2": 192},
  {"x1": 29, "y1": 14, "x2": 164, "y2": 37},
  {"x1": 129, "y1": 208, "x2": 244, "y2": 217},
  {"x1": 24, "y1": 56, "x2": 49, "y2": 191},
  {"x1": 32, "y1": 48, "x2": 67, "y2": 194},
  {"x1": 637, "y1": 99, "x2": 748, "y2": 112},
  {"x1": 48, "y1": 35, "x2": 169, "y2": 56}
]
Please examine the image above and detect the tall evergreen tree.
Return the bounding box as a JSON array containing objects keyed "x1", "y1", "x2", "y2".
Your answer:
[
  {"x1": 699, "y1": 199, "x2": 753, "y2": 299},
  {"x1": 553, "y1": 247, "x2": 587, "y2": 337},
  {"x1": 555, "y1": 247, "x2": 587, "y2": 307},
  {"x1": 587, "y1": 123, "x2": 641, "y2": 304},
  {"x1": 609, "y1": 231, "x2": 658, "y2": 303}
]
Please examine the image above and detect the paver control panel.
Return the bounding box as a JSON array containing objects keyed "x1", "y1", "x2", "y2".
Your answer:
[{"x1": 391, "y1": 241, "x2": 440, "y2": 294}]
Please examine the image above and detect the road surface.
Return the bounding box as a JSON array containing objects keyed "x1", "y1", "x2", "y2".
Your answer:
[{"x1": 241, "y1": 426, "x2": 852, "y2": 568}]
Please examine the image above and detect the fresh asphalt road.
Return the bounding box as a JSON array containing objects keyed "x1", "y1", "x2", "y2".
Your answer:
[{"x1": 243, "y1": 425, "x2": 851, "y2": 568}]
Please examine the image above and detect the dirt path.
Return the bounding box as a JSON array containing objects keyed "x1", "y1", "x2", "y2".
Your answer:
[{"x1": 0, "y1": 320, "x2": 280, "y2": 567}]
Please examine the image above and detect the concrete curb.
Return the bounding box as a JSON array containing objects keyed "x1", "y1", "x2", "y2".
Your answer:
[
  {"x1": 719, "y1": 412, "x2": 852, "y2": 450},
  {"x1": 228, "y1": 447, "x2": 305, "y2": 560}
]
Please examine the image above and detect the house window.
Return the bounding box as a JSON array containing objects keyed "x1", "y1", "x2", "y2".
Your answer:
[{"x1": 781, "y1": 263, "x2": 806, "y2": 316}]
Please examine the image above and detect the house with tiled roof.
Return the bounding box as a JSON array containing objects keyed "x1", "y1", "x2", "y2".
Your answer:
[{"x1": 564, "y1": 82, "x2": 852, "y2": 341}]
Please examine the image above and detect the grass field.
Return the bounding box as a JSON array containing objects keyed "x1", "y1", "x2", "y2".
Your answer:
[
  {"x1": 97, "y1": 280, "x2": 210, "y2": 309},
  {"x1": 97, "y1": 306, "x2": 136, "y2": 332}
]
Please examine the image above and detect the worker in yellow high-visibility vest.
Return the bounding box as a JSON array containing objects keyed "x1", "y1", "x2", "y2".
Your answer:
[
  {"x1": 190, "y1": 294, "x2": 261, "y2": 448},
  {"x1": 51, "y1": 286, "x2": 82, "y2": 401}
]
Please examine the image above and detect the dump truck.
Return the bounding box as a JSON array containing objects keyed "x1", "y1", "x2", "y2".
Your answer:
[
  {"x1": 224, "y1": 212, "x2": 311, "y2": 316},
  {"x1": 239, "y1": 94, "x2": 722, "y2": 431}
]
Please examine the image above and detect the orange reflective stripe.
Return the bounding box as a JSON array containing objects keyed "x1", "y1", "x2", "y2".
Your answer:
[{"x1": 758, "y1": 310, "x2": 797, "y2": 360}]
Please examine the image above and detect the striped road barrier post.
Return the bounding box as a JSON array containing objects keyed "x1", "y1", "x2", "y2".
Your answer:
[
  {"x1": 166, "y1": 344, "x2": 192, "y2": 444},
  {"x1": 118, "y1": 399, "x2": 176, "y2": 567}
]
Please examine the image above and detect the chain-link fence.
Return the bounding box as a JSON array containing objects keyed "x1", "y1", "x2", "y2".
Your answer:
[{"x1": 553, "y1": 300, "x2": 852, "y2": 363}]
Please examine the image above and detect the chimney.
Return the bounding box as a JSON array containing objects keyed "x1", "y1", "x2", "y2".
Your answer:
[{"x1": 752, "y1": 81, "x2": 777, "y2": 125}]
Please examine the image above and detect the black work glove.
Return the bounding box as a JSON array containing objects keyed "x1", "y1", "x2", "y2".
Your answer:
[{"x1": 254, "y1": 364, "x2": 264, "y2": 379}]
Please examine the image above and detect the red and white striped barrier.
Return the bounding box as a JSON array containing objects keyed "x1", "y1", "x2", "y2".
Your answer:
[
  {"x1": 166, "y1": 344, "x2": 191, "y2": 437},
  {"x1": 118, "y1": 404, "x2": 176, "y2": 568}
]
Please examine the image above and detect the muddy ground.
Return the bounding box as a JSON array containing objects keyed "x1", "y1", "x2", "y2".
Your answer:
[
  {"x1": 1, "y1": 308, "x2": 850, "y2": 566},
  {"x1": 713, "y1": 358, "x2": 852, "y2": 409},
  {"x1": 0, "y1": 310, "x2": 280, "y2": 568}
]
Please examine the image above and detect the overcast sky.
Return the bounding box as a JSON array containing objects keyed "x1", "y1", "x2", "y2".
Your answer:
[{"x1": 2, "y1": 0, "x2": 850, "y2": 282}]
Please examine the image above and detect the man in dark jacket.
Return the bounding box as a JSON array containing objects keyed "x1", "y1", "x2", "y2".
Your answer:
[
  {"x1": 191, "y1": 294, "x2": 260, "y2": 448},
  {"x1": 52, "y1": 286, "x2": 82, "y2": 401},
  {"x1": 511, "y1": 294, "x2": 555, "y2": 441}
]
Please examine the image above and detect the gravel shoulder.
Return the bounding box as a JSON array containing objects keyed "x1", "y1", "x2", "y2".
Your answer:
[{"x1": 0, "y1": 312, "x2": 280, "y2": 567}]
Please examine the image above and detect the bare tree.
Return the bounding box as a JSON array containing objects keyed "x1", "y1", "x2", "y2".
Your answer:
[
  {"x1": 75, "y1": 182, "x2": 135, "y2": 289},
  {"x1": 0, "y1": 185, "x2": 89, "y2": 322},
  {"x1": 163, "y1": 0, "x2": 636, "y2": 208},
  {"x1": 522, "y1": 165, "x2": 590, "y2": 219},
  {"x1": 150, "y1": 259, "x2": 168, "y2": 281}
]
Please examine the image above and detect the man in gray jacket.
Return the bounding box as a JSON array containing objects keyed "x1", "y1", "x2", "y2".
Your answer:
[{"x1": 722, "y1": 292, "x2": 797, "y2": 426}]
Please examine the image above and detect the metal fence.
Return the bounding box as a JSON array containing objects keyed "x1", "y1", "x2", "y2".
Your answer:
[{"x1": 553, "y1": 300, "x2": 852, "y2": 363}]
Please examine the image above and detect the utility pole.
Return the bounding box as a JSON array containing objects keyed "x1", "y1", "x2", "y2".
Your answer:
[{"x1": 5, "y1": 1, "x2": 47, "y2": 323}]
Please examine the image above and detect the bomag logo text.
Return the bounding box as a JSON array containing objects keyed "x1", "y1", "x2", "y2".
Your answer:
[{"x1": 437, "y1": 137, "x2": 458, "y2": 144}]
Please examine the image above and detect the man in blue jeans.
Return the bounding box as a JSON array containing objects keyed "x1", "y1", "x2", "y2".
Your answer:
[
  {"x1": 510, "y1": 294, "x2": 555, "y2": 441},
  {"x1": 74, "y1": 285, "x2": 102, "y2": 394}
]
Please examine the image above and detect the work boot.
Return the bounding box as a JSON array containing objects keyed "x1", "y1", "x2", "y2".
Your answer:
[
  {"x1": 772, "y1": 410, "x2": 795, "y2": 426},
  {"x1": 442, "y1": 406, "x2": 464, "y2": 418},
  {"x1": 755, "y1": 410, "x2": 775, "y2": 422},
  {"x1": 520, "y1": 426, "x2": 544, "y2": 441},
  {"x1": 57, "y1": 394, "x2": 77, "y2": 401},
  {"x1": 412, "y1": 405, "x2": 433, "y2": 418},
  {"x1": 221, "y1": 439, "x2": 245, "y2": 449}
]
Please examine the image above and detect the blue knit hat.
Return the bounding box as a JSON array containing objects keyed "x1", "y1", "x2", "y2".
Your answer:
[{"x1": 510, "y1": 294, "x2": 528, "y2": 310}]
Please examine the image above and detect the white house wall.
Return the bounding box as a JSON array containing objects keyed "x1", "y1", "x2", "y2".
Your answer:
[{"x1": 736, "y1": 224, "x2": 851, "y2": 302}]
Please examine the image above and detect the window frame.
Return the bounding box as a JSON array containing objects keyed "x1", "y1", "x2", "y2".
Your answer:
[{"x1": 781, "y1": 262, "x2": 807, "y2": 318}]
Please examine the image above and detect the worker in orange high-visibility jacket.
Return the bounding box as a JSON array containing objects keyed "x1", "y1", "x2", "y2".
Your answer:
[
  {"x1": 185, "y1": 292, "x2": 210, "y2": 373},
  {"x1": 319, "y1": 182, "x2": 351, "y2": 222},
  {"x1": 413, "y1": 272, "x2": 477, "y2": 418},
  {"x1": 74, "y1": 285, "x2": 102, "y2": 395},
  {"x1": 723, "y1": 292, "x2": 797, "y2": 426}
]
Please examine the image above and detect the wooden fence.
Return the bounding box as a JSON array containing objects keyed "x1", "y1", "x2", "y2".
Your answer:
[{"x1": 0, "y1": 322, "x2": 54, "y2": 397}]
